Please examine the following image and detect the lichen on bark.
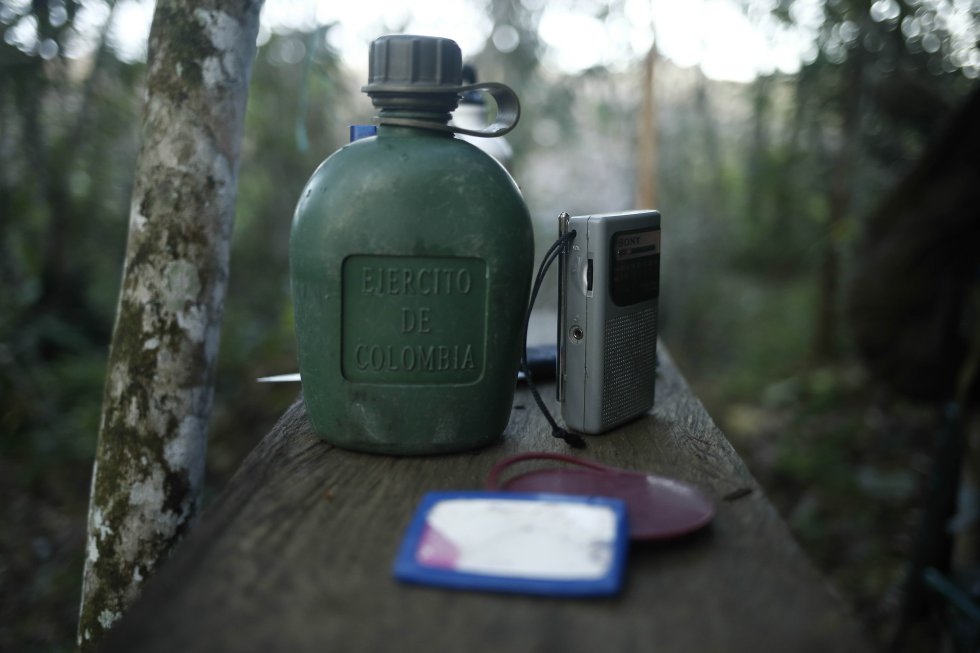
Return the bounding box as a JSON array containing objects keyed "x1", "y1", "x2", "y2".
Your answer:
[{"x1": 77, "y1": 0, "x2": 263, "y2": 649}]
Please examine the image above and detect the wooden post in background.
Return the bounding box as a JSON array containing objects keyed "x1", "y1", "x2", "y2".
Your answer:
[{"x1": 635, "y1": 39, "x2": 658, "y2": 210}]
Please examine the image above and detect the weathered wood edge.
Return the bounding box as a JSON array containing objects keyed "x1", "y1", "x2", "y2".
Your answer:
[{"x1": 99, "y1": 345, "x2": 873, "y2": 653}]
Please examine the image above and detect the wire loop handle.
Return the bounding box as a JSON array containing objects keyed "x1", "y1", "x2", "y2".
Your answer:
[{"x1": 377, "y1": 83, "x2": 521, "y2": 138}]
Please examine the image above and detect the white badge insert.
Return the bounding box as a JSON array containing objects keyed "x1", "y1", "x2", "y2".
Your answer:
[{"x1": 394, "y1": 492, "x2": 629, "y2": 596}]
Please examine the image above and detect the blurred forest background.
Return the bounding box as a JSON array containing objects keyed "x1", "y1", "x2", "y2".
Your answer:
[{"x1": 1, "y1": 0, "x2": 979, "y2": 650}]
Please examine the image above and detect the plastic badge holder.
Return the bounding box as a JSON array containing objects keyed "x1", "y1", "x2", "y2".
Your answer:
[
  {"x1": 394, "y1": 491, "x2": 629, "y2": 597},
  {"x1": 487, "y1": 453, "x2": 715, "y2": 541}
]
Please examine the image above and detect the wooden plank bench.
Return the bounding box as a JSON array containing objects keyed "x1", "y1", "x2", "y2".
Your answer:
[{"x1": 99, "y1": 345, "x2": 871, "y2": 652}]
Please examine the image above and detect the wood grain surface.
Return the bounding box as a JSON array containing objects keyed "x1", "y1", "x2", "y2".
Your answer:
[{"x1": 100, "y1": 347, "x2": 871, "y2": 653}]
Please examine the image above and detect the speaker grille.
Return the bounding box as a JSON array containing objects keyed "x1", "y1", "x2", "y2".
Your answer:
[{"x1": 601, "y1": 307, "x2": 657, "y2": 428}]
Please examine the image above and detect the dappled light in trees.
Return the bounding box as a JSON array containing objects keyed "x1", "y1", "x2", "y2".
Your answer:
[{"x1": 1, "y1": 0, "x2": 978, "y2": 650}]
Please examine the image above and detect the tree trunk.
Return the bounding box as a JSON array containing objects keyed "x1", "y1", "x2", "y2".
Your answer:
[
  {"x1": 634, "y1": 41, "x2": 657, "y2": 209},
  {"x1": 814, "y1": 38, "x2": 864, "y2": 362},
  {"x1": 694, "y1": 68, "x2": 723, "y2": 218},
  {"x1": 745, "y1": 74, "x2": 772, "y2": 236},
  {"x1": 77, "y1": 0, "x2": 262, "y2": 648}
]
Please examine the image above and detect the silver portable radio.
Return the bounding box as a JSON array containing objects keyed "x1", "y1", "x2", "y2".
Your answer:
[{"x1": 557, "y1": 210, "x2": 661, "y2": 435}]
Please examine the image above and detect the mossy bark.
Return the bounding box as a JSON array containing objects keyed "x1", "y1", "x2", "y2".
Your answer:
[{"x1": 77, "y1": 0, "x2": 262, "y2": 648}]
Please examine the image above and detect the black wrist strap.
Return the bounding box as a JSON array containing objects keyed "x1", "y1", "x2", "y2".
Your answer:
[{"x1": 521, "y1": 229, "x2": 586, "y2": 449}]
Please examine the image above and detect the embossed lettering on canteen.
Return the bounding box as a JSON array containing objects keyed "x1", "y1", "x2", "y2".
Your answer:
[{"x1": 342, "y1": 255, "x2": 487, "y2": 383}]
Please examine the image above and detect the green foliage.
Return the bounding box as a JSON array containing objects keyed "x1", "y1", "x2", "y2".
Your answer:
[
  {"x1": 226, "y1": 29, "x2": 343, "y2": 362},
  {"x1": 469, "y1": 0, "x2": 547, "y2": 167},
  {"x1": 0, "y1": 18, "x2": 348, "y2": 649},
  {"x1": 0, "y1": 31, "x2": 140, "y2": 477},
  {"x1": 210, "y1": 29, "x2": 348, "y2": 481},
  {"x1": 723, "y1": 361, "x2": 935, "y2": 644},
  {"x1": 1, "y1": 0, "x2": 976, "y2": 649}
]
